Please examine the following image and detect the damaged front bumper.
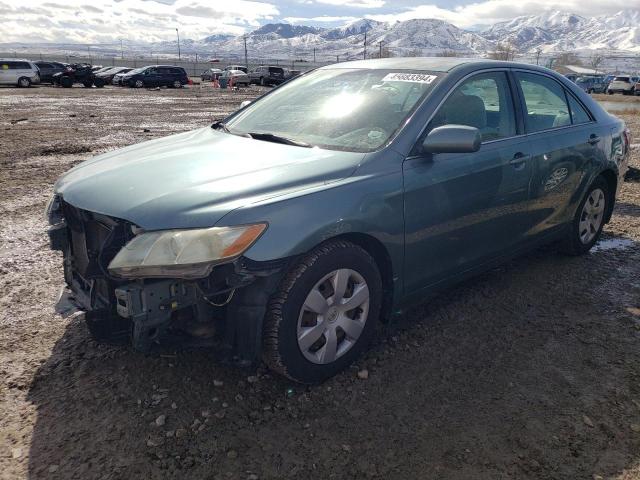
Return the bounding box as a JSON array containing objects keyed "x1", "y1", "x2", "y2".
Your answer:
[{"x1": 48, "y1": 197, "x2": 284, "y2": 363}]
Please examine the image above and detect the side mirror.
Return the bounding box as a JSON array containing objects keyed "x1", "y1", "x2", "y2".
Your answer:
[
  {"x1": 240, "y1": 100, "x2": 251, "y2": 108},
  {"x1": 422, "y1": 125, "x2": 481, "y2": 154}
]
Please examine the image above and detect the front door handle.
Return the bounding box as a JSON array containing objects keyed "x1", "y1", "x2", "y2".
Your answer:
[
  {"x1": 588, "y1": 134, "x2": 601, "y2": 145},
  {"x1": 509, "y1": 153, "x2": 530, "y2": 169}
]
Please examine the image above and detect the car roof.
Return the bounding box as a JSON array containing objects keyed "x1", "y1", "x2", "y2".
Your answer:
[{"x1": 319, "y1": 57, "x2": 554, "y2": 74}]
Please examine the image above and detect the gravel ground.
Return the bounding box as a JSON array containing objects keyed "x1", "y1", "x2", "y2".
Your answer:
[{"x1": 1, "y1": 85, "x2": 640, "y2": 480}]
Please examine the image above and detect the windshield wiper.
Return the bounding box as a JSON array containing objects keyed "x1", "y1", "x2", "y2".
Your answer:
[{"x1": 246, "y1": 132, "x2": 313, "y2": 148}]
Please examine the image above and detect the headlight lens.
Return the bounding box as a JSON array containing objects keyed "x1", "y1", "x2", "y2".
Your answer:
[{"x1": 108, "y1": 223, "x2": 267, "y2": 279}]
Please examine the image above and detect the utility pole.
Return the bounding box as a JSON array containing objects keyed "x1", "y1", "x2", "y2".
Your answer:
[
  {"x1": 363, "y1": 31, "x2": 367, "y2": 59},
  {"x1": 243, "y1": 35, "x2": 248, "y2": 71},
  {"x1": 87, "y1": 45, "x2": 91, "y2": 63},
  {"x1": 535, "y1": 47, "x2": 542, "y2": 65},
  {"x1": 313, "y1": 47, "x2": 316, "y2": 64},
  {"x1": 378, "y1": 41, "x2": 383, "y2": 59},
  {"x1": 336, "y1": 54, "x2": 339, "y2": 63},
  {"x1": 120, "y1": 39, "x2": 124, "y2": 60},
  {"x1": 175, "y1": 28, "x2": 181, "y2": 60}
]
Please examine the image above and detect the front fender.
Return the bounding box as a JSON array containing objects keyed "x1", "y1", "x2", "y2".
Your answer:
[{"x1": 217, "y1": 171, "x2": 405, "y2": 296}]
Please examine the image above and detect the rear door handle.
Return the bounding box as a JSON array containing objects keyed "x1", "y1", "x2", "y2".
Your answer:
[
  {"x1": 509, "y1": 153, "x2": 530, "y2": 169},
  {"x1": 588, "y1": 134, "x2": 601, "y2": 145}
]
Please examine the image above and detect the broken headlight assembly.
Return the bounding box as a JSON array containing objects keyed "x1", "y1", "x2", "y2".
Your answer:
[{"x1": 107, "y1": 223, "x2": 267, "y2": 279}]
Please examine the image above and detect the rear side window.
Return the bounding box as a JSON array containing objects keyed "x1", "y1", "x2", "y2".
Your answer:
[
  {"x1": 269, "y1": 67, "x2": 284, "y2": 74},
  {"x1": 516, "y1": 72, "x2": 570, "y2": 133},
  {"x1": 37, "y1": 62, "x2": 53, "y2": 68},
  {"x1": 171, "y1": 68, "x2": 185, "y2": 75},
  {"x1": 4, "y1": 61, "x2": 31, "y2": 69},
  {"x1": 614, "y1": 77, "x2": 630, "y2": 82},
  {"x1": 429, "y1": 71, "x2": 516, "y2": 142},
  {"x1": 566, "y1": 94, "x2": 592, "y2": 124}
]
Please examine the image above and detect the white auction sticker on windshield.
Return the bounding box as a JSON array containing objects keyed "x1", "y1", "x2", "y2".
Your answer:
[{"x1": 382, "y1": 73, "x2": 438, "y2": 84}]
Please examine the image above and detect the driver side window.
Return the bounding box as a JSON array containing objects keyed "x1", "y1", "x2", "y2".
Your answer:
[{"x1": 427, "y1": 72, "x2": 516, "y2": 144}]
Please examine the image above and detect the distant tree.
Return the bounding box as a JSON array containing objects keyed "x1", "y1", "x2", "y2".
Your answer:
[
  {"x1": 589, "y1": 54, "x2": 604, "y2": 74},
  {"x1": 489, "y1": 42, "x2": 517, "y2": 61},
  {"x1": 436, "y1": 49, "x2": 463, "y2": 57},
  {"x1": 555, "y1": 51, "x2": 582, "y2": 66},
  {"x1": 402, "y1": 48, "x2": 423, "y2": 57},
  {"x1": 370, "y1": 46, "x2": 394, "y2": 59}
]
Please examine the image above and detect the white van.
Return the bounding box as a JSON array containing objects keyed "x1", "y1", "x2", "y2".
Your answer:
[{"x1": 0, "y1": 59, "x2": 40, "y2": 87}]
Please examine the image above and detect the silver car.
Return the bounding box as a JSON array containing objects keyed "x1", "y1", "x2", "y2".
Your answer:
[
  {"x1": 607, "y1": 76, "x2": 637, "y2": 95},
  {"x1": 0, "y1": 58, "x2": 40, "y2": 87}
]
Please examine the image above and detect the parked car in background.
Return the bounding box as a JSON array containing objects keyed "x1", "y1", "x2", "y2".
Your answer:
[
  {"x1": 607, "y1": 76, "x2": 637, "y2": 95},
  {"x1": 91, "y1": 65, "x2": 104, "y2": 72},
  {"x1": 0, "y1": 59, "x2": 40, "y2": 87},
  {"x1": 249, "y1": 65, "x2": 286, "y2": 86},
  {"x1": 287, "y1": 69, "x2": 302, "y2": 80},
  {"x1": 201, "y1": 68, "x2": 223, "y2": 81},
  {"x1": 47, "y1": 58, "x2": 630, "y2": 384},
  {"x1": 95, "y1": 66, "x2": 132, "y2": 84},
  {"x1": 121, "y1": 65, "x2": 189, "y2": 88},
  {"x1": 225, "y1": 65, "x2": 248, "y2": 73},
  {"x1": 635, "y1": 79, "x2": 640, "y2": 96},
  {"x1": 220, "y1": 69, "x2": 250, "y2": 87},
  {"x1": 53, "y1": 63, "x2": 104, "y2": 88},
  {"x1": 112, "y1": 69, "x2": 135, "y2": 86},
  {"x1": 575, "y1": 76, "x2": 606, "y2": 94},
  {"x1": 34, "y1": 61, "x2": 68, "y2": 83}
]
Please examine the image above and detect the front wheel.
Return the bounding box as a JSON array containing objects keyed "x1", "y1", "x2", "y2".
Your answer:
[
  {"x1": 134, "y1": 79, "x2": 144, "y2": 88},
  {"x1": 263, "y1": 240, "x2": 382, "y2": 384},
  {"x1": 94, "y1": 78, "x2": 105, "y2": 88},
  {"x1": 561, "y1": 177, "x2": 609, "y2": 255},
  {"x1": 17, "y1": 77, "x2": 31, "y2": 88}
]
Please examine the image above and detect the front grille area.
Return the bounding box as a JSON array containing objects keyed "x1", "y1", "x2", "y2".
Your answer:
[{"x1": 61, "y1": 201, "x2": 135, "y2": 310}]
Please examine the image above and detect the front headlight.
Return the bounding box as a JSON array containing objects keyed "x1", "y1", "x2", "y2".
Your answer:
[{"x1": 108, "y1": 223, "x2": 267, "y2": 279}]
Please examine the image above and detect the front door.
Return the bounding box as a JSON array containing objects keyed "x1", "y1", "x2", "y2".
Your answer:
[{"x1": 403, "y1": 70, "x2": 534, "y2": 294}]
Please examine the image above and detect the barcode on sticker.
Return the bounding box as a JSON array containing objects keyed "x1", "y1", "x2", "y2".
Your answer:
[{"x1": 382, "y1": 73, "x2": 438, "y2": 84}]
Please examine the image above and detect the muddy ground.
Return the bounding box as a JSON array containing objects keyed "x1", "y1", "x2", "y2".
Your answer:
[{"x1": 1, "y1": 84, "x2": 640, "y2": 480}]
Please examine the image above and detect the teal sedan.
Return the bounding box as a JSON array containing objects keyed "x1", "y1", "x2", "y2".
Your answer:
[{"x1": 48, "y1": 58, "x2": 631, "y2": 383}]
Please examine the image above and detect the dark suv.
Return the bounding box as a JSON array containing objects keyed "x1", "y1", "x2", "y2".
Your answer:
[
  {"x1": 249, "y1": 65, "x2": 285, "y2": 86},
  {"x1": 122, "y1": 65, "x2": 189, "y2": 88},
  {"x1": 35, "y1": 61, "x2": 68, "y2": 83}
]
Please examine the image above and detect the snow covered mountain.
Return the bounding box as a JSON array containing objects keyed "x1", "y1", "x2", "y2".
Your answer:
[
  {"x1": 483, "y1": 10, "x2": 640, "y2": 53},
  {"x1": 150, "y1": 10, "x2": 639, "y2": 60}
]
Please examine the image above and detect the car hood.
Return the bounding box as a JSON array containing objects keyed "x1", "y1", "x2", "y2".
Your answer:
[{"x1": 55, "y1": 127, "x2": 364, "y2": 230}]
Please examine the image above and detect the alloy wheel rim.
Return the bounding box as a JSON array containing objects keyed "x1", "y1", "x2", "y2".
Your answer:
[
  {"x1": 297, "y1": 268, "x2": 369, "y2": 365},
  {"x1": 579, "y1": 188, "x2": 605, "y2": 244},
  {"x1": 135, "y1": 80, "x2": 143, "y2": 88},
  {"x1": 174, "y1": 81, "x2": 181, "y2": 88}
]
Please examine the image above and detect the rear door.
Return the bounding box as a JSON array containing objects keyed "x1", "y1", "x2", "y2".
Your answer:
[
  {"x1": 514, "y1": 71, "x2": 608, "y2": 234},
  {"x1": 403, "y1": 70, "x2": 534, "y2": 293}
]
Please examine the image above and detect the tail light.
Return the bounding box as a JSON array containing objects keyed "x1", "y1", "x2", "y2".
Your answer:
[{"x1": 188, "y1": 78, "x2": 193, "y2": 85}]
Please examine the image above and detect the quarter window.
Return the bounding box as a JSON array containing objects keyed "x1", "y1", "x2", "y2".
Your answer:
[
  {"x1": 428, "y1": 72, "x2": 516, "y2": 142},
  {"x1": 566, "y1": 94, "x2": 591, "y2": 124},
  {"x1": 516, "y1": 72, "x2": 571, "y2": 132}
]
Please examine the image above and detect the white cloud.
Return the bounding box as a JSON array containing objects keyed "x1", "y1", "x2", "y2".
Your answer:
[
  {"x1": 285, "y1": 15, "x2": 358, "y2": 24},
  {"x1": 0, "y1": 0, "x2": 279, "y2": 43},
  {"x1": 366, "y1": 1, "x2": 635, "y2": 28},
  {"x1": 314, "y1": 0, "x2": 384, "y2": 8}
]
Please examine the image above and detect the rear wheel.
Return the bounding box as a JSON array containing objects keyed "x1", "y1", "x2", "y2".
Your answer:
[
  {"x1": 60, "y1": 77, "x2": 73, "y2": 88},
  {"x1": 172, "y1": 80, "x2": 182, "y2": 88},
  {"x1": 83, "y1": 80, "x2": 93, "y2": 88},
  {"x1": 17, "y1": 77, "x2": 31, "y2": 88},
  {"x1": 263, "y1": 240, "x2": 382, "y2": 384},
  {"x1": 134, "y1": 79, "x2": 144, "y2": 88},
  {"x1": 561, "y1": 177, "x2": 608, "y2": 255},
  {"x1": 94, "y1": 78, "x2": 105, "y2": 88},
  {"x1": 260, "y1": 77, "x2": 265, "y2": 86}
]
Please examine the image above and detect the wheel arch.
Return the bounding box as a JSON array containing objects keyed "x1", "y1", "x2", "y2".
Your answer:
[{"x1": 597, "y1": 168, "x2": 618, "y2": 223}]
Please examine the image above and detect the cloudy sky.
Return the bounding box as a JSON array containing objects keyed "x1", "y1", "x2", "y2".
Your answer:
[{"x1": 0, "y1": 0, "x2": 634, "y2": 44}]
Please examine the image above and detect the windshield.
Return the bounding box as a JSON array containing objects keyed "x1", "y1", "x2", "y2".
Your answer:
[{"x1": 225, "y1": 68, "x2": 441, "y2": 152}]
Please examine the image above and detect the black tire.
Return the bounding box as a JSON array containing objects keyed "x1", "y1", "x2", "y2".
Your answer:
[
  {"x1": 263, "y1": 240, "x2": 382, "y2": 384},
  {"x1": 17, "y1": 77, "x2": 31, "y2": 88},
  {"x1": 560, "y1": 176, "x2": 609, "y2": 255},
  {"x1": 260, "y1": 77, "x2": 265, "y2": 86},
  {"x1": 85, "y1": 311, "x2": 132, "y2": 345},
  {"x1": 94, "y1": 78, "x2": 105, "y2": 88},
  {"x1": 83, "y1": 81, "x2": 93, "y2": 88},
  {"x1": 60, "y1": 77, "x2": 73, "y2": 88},
  {"x1": 172, "y1": 80, "x2": 182, "y2": 88}
]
